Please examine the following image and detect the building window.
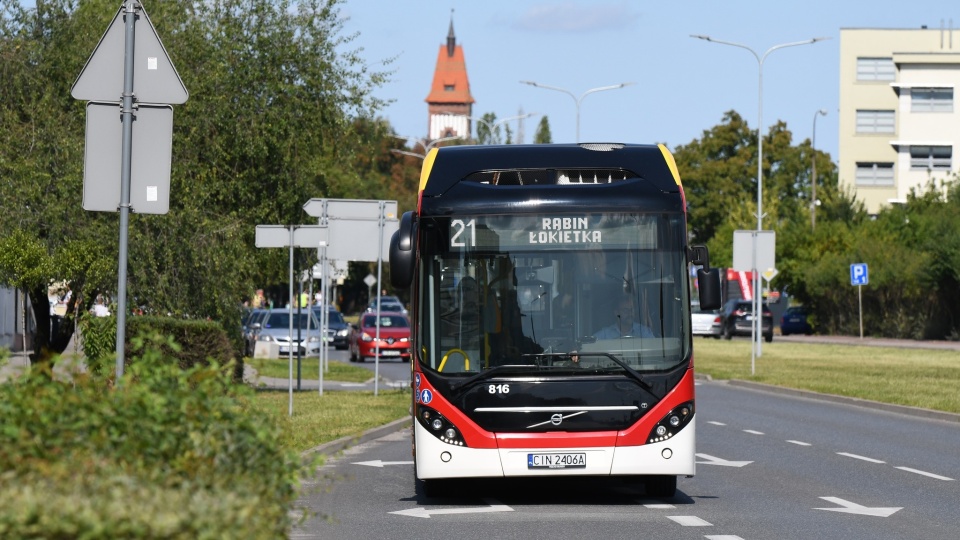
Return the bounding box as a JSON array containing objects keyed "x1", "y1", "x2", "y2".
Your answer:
[
  {"x1": 444, "y1": 84, "x2": 455, "y2": 92},
  {"x1": 911, "y1": 88, "x2": 953, "y2": 112},
  {"x1": 856, "y1": 57, "x2": 895, "y2": 81},
  {"x1": 855, "y1": 162, "x2": 894, "y2": 186},
  {"x1": 909, "y1": 146, "x2": 952, "y2": 170},
  {"x1": 855, "y1": 110, "x2": 895, "y2": 133}
]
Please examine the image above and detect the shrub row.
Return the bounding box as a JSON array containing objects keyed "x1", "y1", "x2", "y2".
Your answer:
[{"x1": 0, "y1": 334, "x2": 308, "y2": 538}]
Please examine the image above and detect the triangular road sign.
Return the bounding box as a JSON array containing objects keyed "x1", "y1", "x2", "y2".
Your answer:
[{"x1": 71, "y1": 4, "x2": 188, "y2": 104}]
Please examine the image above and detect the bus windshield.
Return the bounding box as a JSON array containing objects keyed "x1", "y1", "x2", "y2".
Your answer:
[{"x1": 416, "y1": 212, "x2": 692, "y2": 376}]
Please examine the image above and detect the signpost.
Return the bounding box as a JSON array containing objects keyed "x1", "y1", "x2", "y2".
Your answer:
[
  {"x1": 256, "y1": 225, "x2": 329, "y2": 415},
  {"x1": 733, "y1": 230, "x2": 776, "y2": 373},
  {"x1": 303, "y1": 199, "x2": 399, "y2": 396},
  {"x1": 71, "y1": 1, "x2": 189, "y2": 378},
  {"x1": 851, "y1": 263, "x2": 868, "y2": 339}
]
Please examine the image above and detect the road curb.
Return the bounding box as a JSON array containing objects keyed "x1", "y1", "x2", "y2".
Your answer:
[
  {"x1": 726, "y1": 379, "x2": 960, "y2": 424},
  {"x1": 300, "y1": 416, "x2": 411, "y2": 459}
]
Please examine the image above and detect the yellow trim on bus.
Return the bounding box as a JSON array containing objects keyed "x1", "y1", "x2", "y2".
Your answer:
[
  {"x1": 658, "y1": 144, "x2": 682, "y2": 187},
  {"x1": 419, "y1": 148, "x2": 440, "y2": 193}
]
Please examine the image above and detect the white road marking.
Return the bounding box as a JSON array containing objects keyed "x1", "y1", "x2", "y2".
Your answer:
[
  {"x1": 895, "y1": 466, "x2": 955, "y2": 481},
  {"x1": 644, "y1": 503, "x2": 676, "y2": 509},
  {"x1": 743, "y1": 429, "x2": 764, "y2": 435},
  {"x1": 815, "y1": 496, "x2": 902, "y2": 517},
  {"x1": 353, "y1": 460, "x2": 415, "y2": 467},
  {"x1": 706, "y1": 536, "x2": 746, "y2": 540},
  {"x1": 837, "y1": 452, "x2": 885, "y2": 464},
  {"x1": 787, "y1": 440, "x2": 812, "y2": 446},
  {"x1": 696, "y1": 453, "x2": 753, "y2": 467},
  {"x1": 707, "y1": 421, "x2": 726, "y2": 426},
  {"x1": 390, "y1": 498, "x2": 513, "y2": 519},
  {"x1": 667, "y1": 515, "x2": 712, "y2": 526}
]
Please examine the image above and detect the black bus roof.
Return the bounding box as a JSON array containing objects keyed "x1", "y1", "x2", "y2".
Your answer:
[{"x1": 416, "y1": 143, "x2": 686, "y2": 216}]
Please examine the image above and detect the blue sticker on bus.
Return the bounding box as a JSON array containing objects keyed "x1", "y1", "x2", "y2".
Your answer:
[
  {"x1": 415, "y1": 373, "x2": 421, "y2": 388},
  {"x1": 420, "y1": 389, "x2": 433, "y2": 404}
]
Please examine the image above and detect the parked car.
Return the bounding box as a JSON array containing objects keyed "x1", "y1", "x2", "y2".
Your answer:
[
  {"x1": 365, "y1": 297, "x2": 408, "y2": 315},
  {"x1": 719, "y1": 299, "x2": 773, "y2": 342},
  {"x1": 691, "y1": 304, "x2": 722, "y2": 339},
  {"x1": 781, "y1": 306, "x2": 813, "y2": 336},
  {"x1": 256, "y1": 308, "x2": 323, "y2": 357},
  {"x1": 311, "y1": 306, "x2": 352, "y2": 350},
  {"x1": 242, "y1": 308, "x2": 270, "y2": 357},
  {"x1": 350, "y1": 312, "x2": 411, "y2": 362}
]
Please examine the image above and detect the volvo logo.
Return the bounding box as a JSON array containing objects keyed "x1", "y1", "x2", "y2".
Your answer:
[{"x1": 528, "y1": 410, "x2": 588, "y2": 429}]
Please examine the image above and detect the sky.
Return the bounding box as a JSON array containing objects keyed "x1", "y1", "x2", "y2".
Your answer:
[{"x1": 339, "y1": 0, "x2": 960, "y2": 163}]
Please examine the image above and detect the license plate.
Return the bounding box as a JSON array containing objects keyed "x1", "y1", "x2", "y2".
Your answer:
[
  {"x1": 528, "y1": 453, "x2": 586, "y2": 469},
  {"x1": 744, "y1": 315, "x2": 753, "y2": 320},
  {"x1": 381, "y1": 350, "x2": 401, "y2": 356},
  {"x1": 279, "y1": 347, "x2": 290, "y2": 354}
]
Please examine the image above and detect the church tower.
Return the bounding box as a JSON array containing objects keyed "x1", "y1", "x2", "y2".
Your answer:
[{"x1": 425, "y1": 14, "x2": 474, "y2": 140}]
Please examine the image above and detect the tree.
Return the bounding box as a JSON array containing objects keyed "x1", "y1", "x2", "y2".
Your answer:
[
  {"x1": 476, "y1": 112, "x2": 501, "y2": 145},
  {"x1": 0, "y1": 0, "x2": 394, "y2": 363},
  {"x1": 533, "y1": 116, "x2": 552, "y2": 144}
]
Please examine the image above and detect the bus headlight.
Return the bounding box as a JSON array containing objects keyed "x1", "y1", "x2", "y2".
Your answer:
[
  {"x1": 416, "y1": 404, "x2": 467, "y2": 447},
  {"x1": 647, "y1": 401, "x2": 694, "y2": 444}
]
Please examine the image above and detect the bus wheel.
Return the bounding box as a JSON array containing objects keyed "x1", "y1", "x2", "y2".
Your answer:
[{"x1": 645, "y1": 475, "x2": 677, "y2": 498}]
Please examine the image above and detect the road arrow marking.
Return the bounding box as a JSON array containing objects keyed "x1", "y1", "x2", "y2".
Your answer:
[
  {"x1": 815, "y1": 497, "x2": 902, "y2": 517},
  {"x1": 696, "y1": 453, "x2": 753, "y2": 467},
  {"x1": 390, "y1": 498, "x2": 513, "y2": 519},
  {"x1": 353, "y1": 460, "x2": 414, "y2": 468}
]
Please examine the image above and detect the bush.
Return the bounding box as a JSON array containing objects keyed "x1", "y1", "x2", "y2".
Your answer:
[
  {"x1": 80, "y1": 314, "x2": 243, "y2": 383},
  {"x1": 0, "y1": 334, "x2": 308, "y2": 538}
]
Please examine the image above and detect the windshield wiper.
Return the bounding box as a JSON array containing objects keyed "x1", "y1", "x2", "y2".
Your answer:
[
  {"x1": 449, "y1": 364, "x2": 542, "y2": 393},
  {"x1": 568, "y1": 352, "x2": 657, "y2": 395}
]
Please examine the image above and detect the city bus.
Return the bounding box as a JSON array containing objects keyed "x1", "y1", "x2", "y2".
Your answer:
[{"x1": 389, "y1": 143, "x2": 721, "y2": 498}]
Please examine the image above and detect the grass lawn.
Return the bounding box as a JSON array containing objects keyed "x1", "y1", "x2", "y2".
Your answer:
[
  {"x1": 247, "y1": 357, "x2": 376, "y2": 382},
  {"x1": 693, "y1": 339, "x2": 960, "y2": 414},
  {"x1": 246, "y1": 388, "x2": 410, "y2": 454}
]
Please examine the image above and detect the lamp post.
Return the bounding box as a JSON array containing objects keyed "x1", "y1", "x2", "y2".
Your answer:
[
  {"x1": 455, "y1": 113, "x2": 537, "y2": 144},
  {"x1": 391, "y1": 135, "x2": 461, "y2": 160},
  {"x1": 691, "y1": 34, "x2": 827, "y2": 363},
  {"x1": 811, "y1": 108, "x2": 828, "y2": 230},
  {"x1": 519, "y1": 81, "x2": 634, "y2": 142}
]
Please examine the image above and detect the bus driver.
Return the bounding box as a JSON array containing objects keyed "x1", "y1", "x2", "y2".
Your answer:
[{"x1": 592, "y1": 295, "x2": 656, "y2": 339}]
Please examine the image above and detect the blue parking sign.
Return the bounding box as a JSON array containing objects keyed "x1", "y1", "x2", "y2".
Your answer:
[{"x1": 850, "y1": 263, "x2": 868, "y2": 286}]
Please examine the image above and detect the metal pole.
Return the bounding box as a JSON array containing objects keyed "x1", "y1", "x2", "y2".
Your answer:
[
  {"x1": 115, "y1": 0, "x2": 138, "y2": 379},
  {"x1": 811, "y1": 109, "x2": 827, "y2": 230},
  {"x1": 288, "y1": 226, "x2": 294, "y2": 417},
  {"x1": 374, "y1": 201, "x2": 385, "y2": 396},
  {"x1": 858, "y1": 284, "x2": 864, "y2": 339},
  {"x1": 297, "y1": 273, "x2": 302, "y2": 391},
  {"x1": 519, "y1": 81, "x2": 633, "y2": 143}
]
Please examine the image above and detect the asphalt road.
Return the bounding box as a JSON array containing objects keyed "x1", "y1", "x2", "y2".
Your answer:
[{"x1": 291, "y1": 378, "x2": 960, "y2": 540}]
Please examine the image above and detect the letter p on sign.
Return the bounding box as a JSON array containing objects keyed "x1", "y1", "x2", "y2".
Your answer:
[{"x1": 850, "y1": 263, "x2": 868, "y2": 286}]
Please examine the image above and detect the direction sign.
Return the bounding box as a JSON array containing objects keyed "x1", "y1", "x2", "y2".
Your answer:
[
  {"x1": 732, "y1": 230, "x2": 776, "y2": 272},
  {"x1": 71, "y1": 4, "x2": 188, "y2": 104},
  {"x1": 850, "y1": 263, "x2": 869, "y2": 286},
  {"x1": 82, "y1": 101, "x2": 173, "y2": 214},
  {"x1": 255, "y1": 225, "x2": 328, "y2": 248},
  {"x1": 303, "y1": 198, "x2": 398, "y2": 220}
]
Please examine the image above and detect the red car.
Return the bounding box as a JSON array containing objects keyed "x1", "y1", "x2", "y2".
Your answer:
[{"x1": 349, "y1": 312, "x2": 411, "y2": 362}]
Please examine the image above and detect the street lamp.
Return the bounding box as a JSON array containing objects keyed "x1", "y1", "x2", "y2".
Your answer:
[
  {"x1": 519, "y1": 81, "x2": 634, "y2": 142},
  {"x1": 811, "y1": 108, "x2": 828, "y2": 230},
  {"x1": 391, "y1": 135, "x2": 461, "y2": 160},
  {"x1": 691, "y1": 34, "x2": 828, "y2": 365},
  {"x1": 455, "y1": 113, "x2": 538, "y2": 144}
]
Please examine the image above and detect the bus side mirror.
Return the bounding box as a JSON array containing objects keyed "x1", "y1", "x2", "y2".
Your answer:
[
  {"x1": 390, "y1": 211, "x2": 416, "y2": 289},
  {"x1": 689, "y1": 245, "x2": 721, "y2": 310}
]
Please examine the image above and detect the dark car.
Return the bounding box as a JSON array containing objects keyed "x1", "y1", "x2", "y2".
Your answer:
[
  {"x1": 781, "y1": 306, "x2": 813, "y2": 336},
  {"x1": 719, "y1": 299, "x2": 773, "y2": 342},
  {"x1": 311, "y1": 306, "x2": 351, "y2": 350}
]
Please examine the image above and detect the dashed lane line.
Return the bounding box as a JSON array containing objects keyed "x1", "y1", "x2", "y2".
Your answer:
[
  {"x1": 895, "y1": 466, "x2": 954, "y2": 481},
  {"x1": 837, "y1": 452, "x2": 885, "y2": 464},
  {"x1": 667, "y1": 515, "x2": 712, "y2": 526}
]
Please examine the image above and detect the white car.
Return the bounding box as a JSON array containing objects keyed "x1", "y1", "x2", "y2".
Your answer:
[{"x1": 691, "y1": 305, "x2": 722, "y2": 338}]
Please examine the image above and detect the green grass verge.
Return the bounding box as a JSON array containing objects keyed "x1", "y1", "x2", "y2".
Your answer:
[
  {"x1": 246, "y1": 389, "x2": 410, "y2": 454},
  {"x1": 247, "y1": 357, "x2": 380, "y2": 382},
  {"x1": 693, "y1": 339, "x2": 960, "y2": 413}
]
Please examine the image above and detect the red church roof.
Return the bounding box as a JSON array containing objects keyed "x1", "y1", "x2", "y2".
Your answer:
[{"x1": 425, "y1": 23, "x2": 474, "y2": 105}]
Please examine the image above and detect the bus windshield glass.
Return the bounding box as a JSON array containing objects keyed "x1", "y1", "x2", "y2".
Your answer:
[{"x1": 416, "y1": 212, "x2": 691, "y2": 376}]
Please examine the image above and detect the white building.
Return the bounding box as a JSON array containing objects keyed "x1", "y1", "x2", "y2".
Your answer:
[{"x1": 839, "y1": 25, "x2": 960, "y2": 214}]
